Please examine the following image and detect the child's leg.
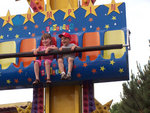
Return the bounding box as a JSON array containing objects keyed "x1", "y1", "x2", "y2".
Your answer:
[
  {"x1": 67, "y1": 57, "x2": 74, "y2": 73},
  {"x1": 45, "y1": 60, "x2": 51, "y2": 80},
  {"x1": 58, "y1": 58, "x2": 65, "y2": 73},
  {"x1": 34, "y1": 61, "x2": 40, "y2": 80}
]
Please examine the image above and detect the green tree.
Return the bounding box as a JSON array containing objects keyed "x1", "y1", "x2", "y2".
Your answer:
[{"x1": 111, "y1": 62, "x2": 150, "y2": 113}]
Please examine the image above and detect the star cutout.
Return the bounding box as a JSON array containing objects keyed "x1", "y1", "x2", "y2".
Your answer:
[
  {"x1": 60, "y1": 3, "x2": 77, "y2": 20},
  {"x1": 41, "y1": 30, "x2": 45, "y2": 34},
  {"x1": 119, "y1": 68, "x2": 124, "y2": 73},
  {"x1": 93, "y1": 99, "x2": 113, "y2": 113},
  {"x1": 31, "y1": 33, "x2": 35, "y2": 37},
  {"x1": 68, "y1": 18, "x2": 72, "y2": 22},
  {"x1": 82, "y1": 27, "x2": 86, "y2": 31},
  {"x1": 1, "y1": 10, "x2": 14, "y2": 27},
  {"x1": 53, "y1": 32, "x2": 56, "y2": 35},
  {"x1": 9, "y1": 27, "x2": 13, "y2": 31},
  {"x1": 82, "y1": 1, "x2": 99, "y2": 17},
  {"x1": 74, "y1": 28, "x2": 78, "y2": 31},
  {"x1": 24, "y1": 26, "x2": 27, "y2": 30},
  {"x1": 15, "y1": 34, "x2": 19, "y2": 38},
  {"x1": 73, "y1": 65, "x2": 76, "y2": 69},
  {"x1": 22, "y1": 8, "x2": 36, "y2": 24},
  {"x1": 0, "y1": 35, "x2": 4, "y2": 39},
  {"x1": 7, "y1": 79, "x2": 11, "y2": 84},
  {"x1": 14, "y1": 79, "x2": 19, "y2": 83},
  {"x1": 34, "y1": 24, "x2": 38, "y2": 28},
  {"x1": 42, "y1": 5, "x2": 57, "y2": 22},
  {"x1": 92, "y1": 69, "x2": 96, "y2": 74},
  {"x1": 89, "y1": 18, "x2": 93, "y2": 22},
  {"x1": 83, "y1": 63, "x2": 88, "y2": 67},
  {"x1": 110, "y1": 60, "x2": 115, "y2": 65},
  {"x1": 53, "y1": 64, "x2": 56, "y2": 68},
  {"x1": 100, "y1": 66, "x2": 105, "y2": 71},
  {"x1": 18, "y1": 69, "x2": 23, "y2": 74},
  {"x1": 112, "y1": 16, "x2": 116, "y2": 20},
  {"x1": 104, "y1": 0, "x2": 123, "y2": 15},
  {"x1": 104, "y1": 24, "x2": 110, "y2": 29},
  {"x1": 96, "y1": 27, "x2": 100, "y2": 31},
  {"x1": 77, "y1": 73, "x2": 81, "y2": 78},
  {"x1": 52, "y1": 70, "x2": 55, "y2": 75},
  {"x1": 27, "y1": 78, "x2": 32, "y2": 82}
]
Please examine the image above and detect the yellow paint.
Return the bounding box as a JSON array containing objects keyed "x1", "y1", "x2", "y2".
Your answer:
[
  {"x1": 1, "y1": 10, "x2": 14, "y2": 27},
  {"x1": 16, "y1": 102, "x2": 32, "y2": 113},
  {"x1": 92, "y1": 99, "x2": 113, "y2": 113},
  {"x1": 104, "y1": 0, "x2": 123, "y2": 15},
  {"x1": 49, "y1": 0, "x2": 78, "y2": 10},
  {"x1": 48, "y1": 85, "x2": 81, "y2": 113},
  {"x1": 45, "y1": 87, "x2": 50, "y2": 113},
  {"x1": 103, "y1": 30, "x2": 126, "y2": 59},
  {"x1": 82, "y1": 1, "x2": 99, "y2": 17},
  {"x1": 0, "y1": 41, "x2": 16, "y2": 69},
  {"x1": 22, "y1": 8, "x2": 36, "y2": 24},
  {"x1": 60, "y1": 2, "x2": 77, "y2": 20},
  {"x1": 42, "y1": 4, "x2": 57, "y2": 21}
]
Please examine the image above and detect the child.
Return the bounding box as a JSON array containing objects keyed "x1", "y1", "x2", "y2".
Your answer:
[
  {"x1": 33, "y1": 33, "x2": 58, "y2": 84},
  {"x1": 58, "y1": 32, "x2": 79, "y2": 80}
]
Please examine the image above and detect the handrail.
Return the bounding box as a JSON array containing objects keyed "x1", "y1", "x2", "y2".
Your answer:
[{"x1": 0, "y1": 44, "x2": 128, "y2": 59}]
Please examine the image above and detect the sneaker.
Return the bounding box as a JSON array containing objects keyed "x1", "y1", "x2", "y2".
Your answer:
[
  {"x1": 66, "y1": 72, "x2": 71, "y2": 80},
  {"x1": 46, "y1": 79, "x2": 51, "y2": 84},
  {"x1": 33, "y1": 79, "x2": 40, "y2": 85},
  {"x1": 61, "y1": 72, "x2": 66, "y2": 80}
]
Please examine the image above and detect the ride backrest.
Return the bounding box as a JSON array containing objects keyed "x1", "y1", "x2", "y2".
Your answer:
[
  {"x1": 80, "y1": 32, "x2": 100, "y2": 61},
  {"x1": 13, "y1": 38, "x2": 36, "y2": 68}
]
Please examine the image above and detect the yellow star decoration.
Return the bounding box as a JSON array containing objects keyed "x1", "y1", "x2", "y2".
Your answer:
[
  {"x1": 7, "y1": 79, "x2": 11, "y2": 84},
  {"x1": 16, "y1": 102, "x2": 32, "y2": 113},
  {"x1": 82, "y1": 1, "x2": 99, "y2": 17},
  {"x1": 0, "y1": 35, "x2": 4, "y2": 39},
  {"x1": 110, "y1": 60, "x2": 115, "y2": 65},
  {"x1": 100, "y1": 66, "x2": 105, "y2": 72},
  {"x1": 119, "y1": 68, "x2": 124, "y2": 73},
  {"x1": 42, "y1": 5, "x2": 57, "y2": 22},
  {"x1": 92, "y1": 99, "x2": 113, "y2": 113},
  {"x1": 9, "y1": 27, "x2": 13, "y2": 31},
  {"x1": 104, "y1": 0, "x2": 123, "y2": 15},
  {"x1": 1, "y1": 10, "x2": 14, "y2": 27},
  {"x1": 112, "y1": 16, "x2": 116, "y2": 20},
  {"x1": 105, "y1": 24, "x2": 110, "y2": 29},
  {"x1": 61, "y1": 2, "x2": 77, "y2": 20},
  {"x1": 22, "y1": 8, "x2": 36, "y2": 24},
  {"x1": 15, "y1": 34, "x2": 19, "y2": 38}
]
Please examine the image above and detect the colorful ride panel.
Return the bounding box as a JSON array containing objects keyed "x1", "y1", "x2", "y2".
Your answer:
[{"x1": 0, "y1": 1, "x2": 128, "y2": 89}]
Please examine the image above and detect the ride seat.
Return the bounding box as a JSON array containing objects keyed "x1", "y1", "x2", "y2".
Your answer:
[
  {"x1": 0, "y1": 41, "x2": 16, "y2": 69},
  {"x1": 13, "y1": 38, "x2": 36, "y2": 68},
  {"x1": 103, "y1": 30, "x2": 126, "y2": 59},
  {"x1": 79, "y1": 32, "x2": 100, "y2": 61},
  {"x1": 61, "y1": 34, "x2": 79, "y2": 56}
]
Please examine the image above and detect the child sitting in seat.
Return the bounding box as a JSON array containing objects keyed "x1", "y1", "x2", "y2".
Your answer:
[
  {"x1": 58, "y1": 32, "x2": 79, "y2": 80},
  {"x1": 33, "y1": 33, "x2": 58, "y2": 85}
]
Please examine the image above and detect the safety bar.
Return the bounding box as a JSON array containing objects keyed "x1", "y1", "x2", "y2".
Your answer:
[{"x1": 0, "y1": 44, "x2": 128, "y2": 59}]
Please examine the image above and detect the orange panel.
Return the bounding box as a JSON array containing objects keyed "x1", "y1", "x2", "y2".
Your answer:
[
  {"x1": 14, "y1": 38, "x2": 36, "y2": 68},
  {"x1": 80, "y1": 32, "x2": 100, "y2": 61}
]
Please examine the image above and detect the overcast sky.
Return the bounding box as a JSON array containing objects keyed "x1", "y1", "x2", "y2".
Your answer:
[{"x1": 0, "y1": 0, "x2": 150, "y2": 106}]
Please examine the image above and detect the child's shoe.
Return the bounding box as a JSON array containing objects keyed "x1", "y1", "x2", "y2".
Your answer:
[
  {"x1": 46, "y1": 79, "x2": 51, "y2": 84},
  {"x1": 66, "y1": 72, "x2": 71, "y2": 80},
  {"x1": 32, "y1": 79, "x2": 40, "y2": 85},
  {"x1": 61, "y1": 72, "x2": 66, "y2": 80}
]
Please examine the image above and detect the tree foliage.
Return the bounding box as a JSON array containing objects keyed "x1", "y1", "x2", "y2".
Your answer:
[{"x1": 111, "y1": 62, "x2": 150, "y2": 113}]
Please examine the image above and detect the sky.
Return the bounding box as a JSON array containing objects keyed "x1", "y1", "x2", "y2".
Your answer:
[{"x1": 0, "y1": 0, "x2": 150, "y2": 106}]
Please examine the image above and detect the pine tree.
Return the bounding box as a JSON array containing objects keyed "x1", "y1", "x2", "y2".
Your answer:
[{"x1": 111, "y1": 62, "x2": 150, "y2": 113}]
